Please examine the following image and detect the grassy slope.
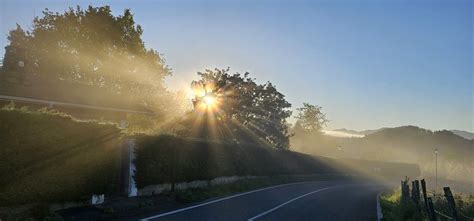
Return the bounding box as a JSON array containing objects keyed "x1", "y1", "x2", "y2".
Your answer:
[
  {"x1": 380, "y1": 189, "x2": 422, "y2": 221},
  {"x1": 380, "y1": 188, "x2": 474, "y2": 221},
  {"x1": 0, "y1": 106, "x2": 123, "y2": 206}
]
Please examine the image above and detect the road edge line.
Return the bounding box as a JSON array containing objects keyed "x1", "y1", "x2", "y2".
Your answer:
[{"x1": 139, "y1": 181, "x2": 317, "y2": 220}]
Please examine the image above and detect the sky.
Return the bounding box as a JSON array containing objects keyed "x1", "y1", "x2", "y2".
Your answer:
[{"x1": 1, "y1": 0, "x2": 472, "y2": 132}]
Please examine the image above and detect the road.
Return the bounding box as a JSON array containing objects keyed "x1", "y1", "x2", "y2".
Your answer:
[{"x1": 139, "y1": 180, "x2": 385, "y2": 221}]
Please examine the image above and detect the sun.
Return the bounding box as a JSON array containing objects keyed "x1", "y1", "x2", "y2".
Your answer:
[{"x1": 203, "y1": 96, "x2": 216, "y2": 106}]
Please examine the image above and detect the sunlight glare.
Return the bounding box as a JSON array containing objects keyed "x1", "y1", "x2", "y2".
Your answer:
[{"x1": 203, "y1": 96, "x2": 216, "y2": 106}]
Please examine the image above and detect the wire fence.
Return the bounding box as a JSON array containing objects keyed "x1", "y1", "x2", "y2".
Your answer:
[{"x1": 401, "y1": 178, "x2": 473, "y2": 221}]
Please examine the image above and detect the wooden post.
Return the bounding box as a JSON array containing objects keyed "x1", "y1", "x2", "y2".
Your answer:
[
  {"x1": 401, "y1": 178, "x2": 411, "y2": 203},
  {"x1": 421, "y1": 179, "x2": 430, "y2": 214},
  {"x1": 401, "y1": 180, "x2": 407, "y2": 202},
  {"x1": 443, "y1": 187, "x2": 458, "y2": 220},
  {"x1": 414, "y1": 180, "x2": 421, "y2": 205},
  {"x1": 427, "y1": 197, "x2": 437, "y2": 221}
]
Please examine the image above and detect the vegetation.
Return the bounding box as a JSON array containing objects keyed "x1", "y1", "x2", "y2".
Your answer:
[
  {"x1": 133, "y1": 134, "x2": 337, "y2": 189},
  {"x1": 294, "y1": 102, "x2": 329, "y2": 134},
  {"x1": 0, "y1": 105, "x2": 123, "y2": 206},
  {"x1": 178, "y1": 68, "x2": 292, "y2": 149},
  {"x1": 380, "y1": 188, "x2": 422, "y2": 221},
  {"x1": 430, "y1": 191, "x2": 474, "y2": 218},
  {"x1": 380, "y1": 187, "x2": 474, "y2": 221},
  {"x1": 0, "y1": 5, "x2": 183, "y2": 116}
]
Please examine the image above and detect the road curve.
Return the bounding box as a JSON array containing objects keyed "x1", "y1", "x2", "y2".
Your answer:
[{"x1": 139, "y1": 180, "x2": 384, "y2": 221}]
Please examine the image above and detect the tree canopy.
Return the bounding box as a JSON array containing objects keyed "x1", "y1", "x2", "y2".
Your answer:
[
  {"x1": 179, "y1": 68, "x2": 292, "y2": 149},
  {"x1": 294, "y1": 103, "x2": 328, "y2": 134},
  {"x1": 2, "y1": 6, "x2": 170, "y2": 109}
]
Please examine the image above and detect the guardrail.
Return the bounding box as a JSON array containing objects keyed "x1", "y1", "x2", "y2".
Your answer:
[{"x1": 0, "y1": 94, "x2": 155, "y2": 115}]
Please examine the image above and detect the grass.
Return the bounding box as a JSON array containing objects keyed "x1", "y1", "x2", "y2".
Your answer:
[
  {"x1": 379, "y1": 188, "x2": 423, "y2": 221},
  {"x1": 380, "y1": 187, "x2": 474, "y2": 221},
  {"x1": 167, "y1": 174, "x2": 354, "y2": 204}
]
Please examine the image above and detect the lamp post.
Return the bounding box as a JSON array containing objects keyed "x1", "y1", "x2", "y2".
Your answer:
[{"x1": 434, "y1": 148, "x2": 438, "y2": 190}]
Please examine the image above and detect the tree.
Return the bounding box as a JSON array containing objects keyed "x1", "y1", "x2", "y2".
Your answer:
[
  {"x1": 295, "y1": 103, "x2": 328, "y2": 134},
  {"x1": 2, "y1": 24, "x2": 31, "y2": 75},
  {"x1": 180, "y1": 68, "x2": 292, "y2": 149},
  {"x1": 1, "y1": 6, "x2": 171, "y2": 110}
]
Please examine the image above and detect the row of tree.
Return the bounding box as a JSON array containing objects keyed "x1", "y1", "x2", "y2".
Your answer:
[{"x1": 1, "y1": 5, "x2": 329, "y2": 150}]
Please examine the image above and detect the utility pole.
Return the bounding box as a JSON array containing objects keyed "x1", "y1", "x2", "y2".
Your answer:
[{"x1": 434, "y1": 148, "x2": 438, "y2": 190}]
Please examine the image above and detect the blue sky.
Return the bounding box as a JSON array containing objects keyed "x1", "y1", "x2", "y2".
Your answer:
[{"x1": 1, "y1": 0, "x2": 472, "y2": 132}]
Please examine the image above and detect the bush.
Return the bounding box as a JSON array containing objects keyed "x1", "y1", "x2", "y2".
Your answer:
[
  {"x1": 0, "y1": 107, "x2": 123, "y2": 206},
  {"x1": 133, "y1": 135, "x2": 337, "y2": 188}
]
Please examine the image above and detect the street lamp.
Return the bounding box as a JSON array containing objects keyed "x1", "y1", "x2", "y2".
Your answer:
[{"x1": 434, "y1": 148, "x2": 438, "y2": 190}]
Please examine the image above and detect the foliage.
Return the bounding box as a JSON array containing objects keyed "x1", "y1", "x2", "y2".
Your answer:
[
  {"x1": 294, "y1": 102, "x2": 328, "y2": 134},
  {"x1": 431, "y1": 192, "x2": 474, "y2": 218},
  {"x1": 0, "y1": 106, "x2": 122, "y2": 206},
  {"x1": 133, "y1": 134, "x2": 336, "y2": 189},
  {"x1": 381, "y1": 187, "x2": 474, "y2": 221},
  {"x1": 380, "y1": 188, "x2": 423, "y2": 221},
  {"x1": 182, "y1": 68, "x2": 292, "y2": 149},
  {"x1": 2, "y1": 5, "x2": 171, "y2": 110}
]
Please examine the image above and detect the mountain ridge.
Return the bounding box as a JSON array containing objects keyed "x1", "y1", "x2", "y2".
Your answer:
[{"x1": 330, "y1": 127, "x2": 473, "y2": 140}]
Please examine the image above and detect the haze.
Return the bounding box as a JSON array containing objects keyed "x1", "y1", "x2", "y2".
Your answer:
[{"x1": 1, "y1": 0, "x2": 472, "y2": 132}]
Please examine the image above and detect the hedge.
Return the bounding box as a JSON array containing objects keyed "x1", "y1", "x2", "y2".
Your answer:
[
  {"x1": 133, "y1": 135, "x2": 338, "y2": 189},
  {"x1": 0, "y1": 107, "x2": 123, "y2": 206}
]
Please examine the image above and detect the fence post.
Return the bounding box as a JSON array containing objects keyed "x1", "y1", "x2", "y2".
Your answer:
[
  {"x1": 427, "y1": 197, "x2": 437, "y2": 221},
  {"x1": 421, "y1": 179, "x2": 430, "y2": 215},
  {"x1": 443, "y1": 187, "x2": 458, "y2": 220},
  {"x1": 414, "y1": 180, "x2": 421, "y2": 205},
  {"x1": 401, "y1": 178, "x2": 410, "y2": 203}
]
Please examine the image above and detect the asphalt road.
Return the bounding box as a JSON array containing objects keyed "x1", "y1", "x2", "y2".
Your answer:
[{"x1": 139, "y1": 180, "x2": 385, "y2": 221}]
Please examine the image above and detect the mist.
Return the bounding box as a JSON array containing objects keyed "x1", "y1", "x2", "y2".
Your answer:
[{"x1": 290, "y1": 126, "x2": 474, "y2": 193}]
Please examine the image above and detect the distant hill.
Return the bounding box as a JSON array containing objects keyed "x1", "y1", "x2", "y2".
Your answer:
[
  {"x1": 450, "y1": 130, "x2": 474, "y2": 140},
  {"x1": 330, "y1": 128, "x2": 473, "y2": 140},
  {"x1": 326, "y1": 128, "x2": 383, "y2": 137},
  {"x1": 292, "y1": 125, "x2": 473, "y2": 190}
]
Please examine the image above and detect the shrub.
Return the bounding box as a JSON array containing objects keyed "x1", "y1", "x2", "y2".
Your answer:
[
  {"x1": 133, "y1": 135, "x2": 337, "y2": 188},
  {"x1": 0, "y1": 107, "x2": 123, "y2": 206}
]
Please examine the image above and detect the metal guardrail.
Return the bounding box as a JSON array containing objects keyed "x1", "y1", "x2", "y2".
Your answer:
[{"x1": 0, "y1": 94, "x2": 155, "y2": 115}]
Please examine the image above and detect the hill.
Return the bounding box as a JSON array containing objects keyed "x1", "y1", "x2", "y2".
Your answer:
[
  {"x1": 450, "y1": 129, "x2": 474, "y2": 140},
  {"x1": 329, "y1": 127, "x2": 474, "y2": 140},
  {"x1": 291, "y1": 125, "x2": 473, "y2": 188}
]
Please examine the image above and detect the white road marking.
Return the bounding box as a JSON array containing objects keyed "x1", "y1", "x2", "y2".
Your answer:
[
  {"x1": 247, "y1": 184, "x2": 355, "y2": 221},
  {"x1": 140, "y1": 181, "x2": 319, "y2": 221},
  {"x1": 376, "y1": 192, "x2": 383, "y2": 221}
]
